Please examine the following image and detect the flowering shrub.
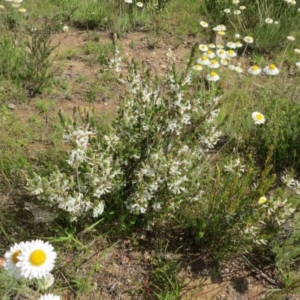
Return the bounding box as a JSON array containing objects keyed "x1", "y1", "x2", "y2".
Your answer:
[{"x1": 27, "y1": 48, "x2": 223, "y2": 223}]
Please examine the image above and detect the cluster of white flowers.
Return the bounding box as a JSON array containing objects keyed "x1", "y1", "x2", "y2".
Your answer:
[
  {"x1": 3, "y1": 240, "x2": 59, "y2": 299},
  {"x1": 224, "y1": 157, "x2": 246, "y2": 176},
  {"x1": 109, "y1": 46, "x2": 122, "y2": 73},
  {"x1": 27, "y1": 125, "x2": 121, "y2": 221}
]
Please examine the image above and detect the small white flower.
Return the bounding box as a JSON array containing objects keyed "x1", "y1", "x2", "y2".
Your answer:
[
  {"x1": 265, "y1": 18, "x2": 273, "y2": 24},
  {"x1": 192, "y1": 64, "x2": 203, "y2": 71},
  {"x1": 4, "y1": 242, "x2": 28, "y2": 278},
  {"x1": 40, "y1": 273, "x2": 55, "y2": 290},
  {"x1": 199, "y1": 44, "x2": 208, "y2": 52},
  {"x1": 136, "y1": 1, "x2": 143, "y2": 7},
  {"x1": 234, "y1": 10, "x2": 241, "y2": 15},
  {"x1": 232, "y1": 0, "x2": 239, "y2": 4},
  {"x1": 226, "y1": 42, "x2": 236, "y2": 49},
  {"x1": 264, "y1": 64, "x2": 280, "y2": 75},
  {"x1": 125, "y1": 0, "x2": 133, "y2": 3},
  {"x1": 243, "y1": 36, "x2": 254, "y2": 43},
  {"x1": 296, "y1": 62, "x2": 300, "y2": 68},
  {"x1": 235, "y1": 66, "x2": 243, "y2": 73},
  {"x1": 200, "y1": 21, "x2": 209, "y2": 28},
  {"x1": 287, "y1": 36, "x2": 295, "y2": 41},
  {"x1": 248, "y1": 65, "x2": 262, "y2": 75},
  {"x1": 220, "y1": 59, "x2": 228, "y2": 66},
  {"x1": 239, "y1": 5, "x2": 246, "y2": 10},
  {"x1": 294, "y1": 48, "x2": 300, "y2": 54},
  {"x1": 208, "y1": 59, "x2": 220, "y2": 69},
  {"x1": 38, "y1": 294, "x2": 60, "y2": 300},
  {"x1": 252, "y1": 112, "x2": 266, "y2": 124},
  {"x1": 235, "y1": 41, "x2": 243, "y2": 48},
  {"x1": 224, "y1": 8, "x2": 231, "y2": 13},
  {"x1": 216, "y1": 49, "x2": 227, "y2": 59},
  {"x1": 226, "y1": 50, "x2": 237, "y2": 58},
  {"x1": 213, "y1": 24, "x2": 226, "y2": 31},
  {"x1": 197, "y1": 55, "x2": 210, "y2": 65},
  {"x1": 63, "y1": 25, "x2": 69, "y2": 33},
  {"x1": 206, "y1": 72, "x2": 220, "y2": 81},
  {"x1": 205, "y1": 50, "x2": 216, "y2": 58},
  {"x1": 235, "y1": 33, "x2": 241, "y2": 39}
]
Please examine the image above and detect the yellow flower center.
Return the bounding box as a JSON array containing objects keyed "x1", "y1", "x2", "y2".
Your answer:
[
  {"x1": 29, "y1": 250, "x2": 47, "y2": 266},
  {"x1": 211, "y1": 60, "x2": 217, "y2": 64},
  {"x1": 201, "y1": 56, "x2": 208, "y2": 60},
  {"x1": 210, "y1": 72, "x2": 217, "y2": 77},
  {"x1": 258, "y1": 197, "x2": 267, "y2": 204},
  {"x1": 207, "y1": 50, "x2": 213, "y2": 55},
  {"x1": 195, "y1": 64, "x2": 201, "y2": 69},
  {"x1": 12, "y1": 250, "x2": 21, "y2": 264},
  {"x1": 256, "y1": 114, "x2": 263, "y2": 120},
  {"x1": 252, "y1": 66, "x2": 259, "y2": 70},
  {"x1": 228, "y1": 50, "x2": 234, "y2": 54},
  {"x1": 269, "y1": 64, "x2": 276, "y2": 70},
  {"x1": 218, "y1": 31, "x2": 225, "y2": 36}
]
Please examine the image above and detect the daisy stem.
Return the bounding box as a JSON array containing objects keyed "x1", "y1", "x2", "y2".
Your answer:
[{"x1": 241, "y1": 44, "x2": 248, "y2": 57}]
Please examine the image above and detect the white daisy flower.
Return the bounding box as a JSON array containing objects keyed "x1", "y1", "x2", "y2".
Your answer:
[
  {"x1": 248, "y1": 65, "x2": 262, "y2": 75},
  {"x1": 125, "y1": 0, "x2": 133, "y2": 3},
  {"x1": 199, "y1": 44, "x2": 208, "y2": 52},
  {"x1": 136, "y1": 1, "x2": 143, "y2": 7},
  {"x1": 4, "y1": 242, "x2": 28, "y2": 278},
  {"x1": 274, "y1": 21, "x2": 279, "y2": 24},
  {"x1": 235, "y1": 66, "x2": 243, "y2": 73},
  {"x1": 213, "y1": 24, "x2": 226, "y2": 31},
  {"x1": 295, "y1": 62, "x2": 300, "y2": 68},
  {"x1": 40, "y1": 273, "x2": 55, "y2": 290},
  {"x1": 232, "y1": 0, "x2": 239, "y2": 4},
  {"x1": 220, "y1": 59, "x2": 228, "y2": 66},
  {"x1": 235, "y1": 33, "x2": 241, "y2": 39},
  {"x1": 200, "y1": 21, "x2": 209, "y2": 28},
  {"x1": 38, "y1": 294, "x2": 61, "y2": 300},
  {"x1": 265, "y1": 18, "x2": 273, "y2": 24},
  {"x1": 205, "y1": 50, "x2": 216, "y2": 58},
  {"x1": 235, "y1": 41, "x2": 243, "y2": 48},
  {"x1": 264, "y1": 64, "x2": 280, "y2": 75},
  {"x1": 239, "y1": 5, "x2": 246, "y2": 9},
  {"x1": 252, "y1": 112, "x2": 266, "y2": 124},
  {"x1": 234, "y1": 10, "x2": 241, "y2": 15},
  {"x1": 294, "y1": 48, "x2": 300, "y2": 54},
  {"x1": 192, "y1": 64, "x2": 203, "y2": 71},
  {"x1": 217, "y1": 44, "x2": 224, "y2": 49},
  {"x1": 226, "y1": 42, "x2": 236, "y2": 49},
  {"x1": 63, "y1": 25, "x2": 69, "y2": 32},
  {"x1": 224, "y1": 8, "x2": 231, "y2": 13},
  {"x1": 216, "y1": 49, "x2": 227, "y2": 59},
  {"x1": 206, "y1": 72, "x2": 220, "y2": 81},
  {"x1": 226, "y1": 50, "x2": 237, "y2": 58},
  {"x1": 243, "y1": 36, "x2": 254, "y2": 43},
  {"x1": 287, "y1": 36, "x2": 295, "y2": 41},
  {"x1": 208, "y1": 59, "x2": 220, "y2": 69},
  {"x1": 208, "y1": 43, "x2": 216, "y2": 49},
  {"x1": 16, "y1": 240, "x2": 57, "y2": 279},
  {"x1": 197, "y1": 55, "x2": 211, "y2": 65}
]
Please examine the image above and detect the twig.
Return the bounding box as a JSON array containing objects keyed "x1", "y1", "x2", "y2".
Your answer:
[{"x1": 241, "y1": 254, "x2": 282, "y2": 287}]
